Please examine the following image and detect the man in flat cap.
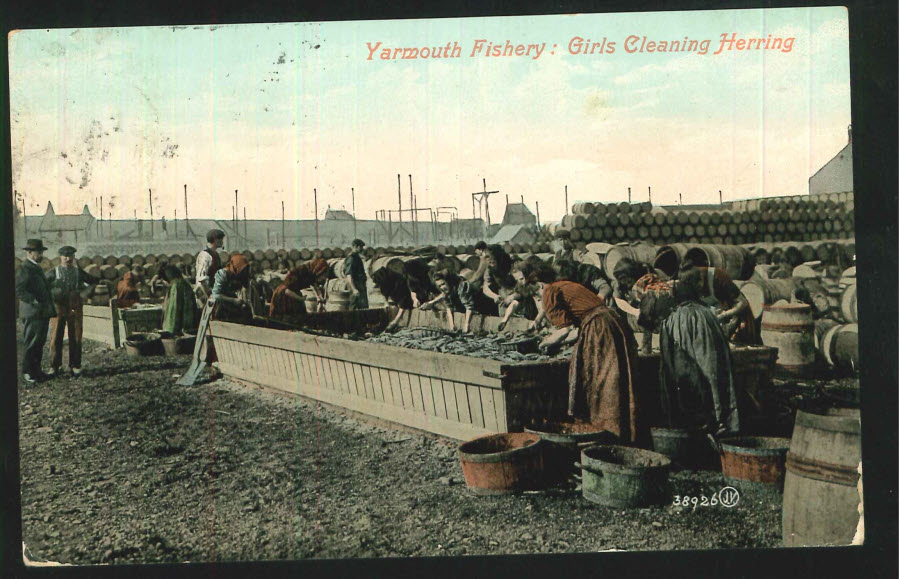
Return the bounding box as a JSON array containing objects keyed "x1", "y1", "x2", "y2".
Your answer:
[
  {"x1": 15, "y1": 239, "x2": 55, "y2": 384},
  {"x1": 195, "y1": 229, "x2": 226, "y2": 305},
  {"x1": 45, "y1": 246, "x2": 98, "y2": 378},
  {"x1": 344, "y1": 238, "x2": 368, "y2": 310}
]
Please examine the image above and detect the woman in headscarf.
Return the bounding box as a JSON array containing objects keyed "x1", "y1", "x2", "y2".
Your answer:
[
  {"x1": 658, "y1": 266, "x2": 739, "y2": 437},
  {"x1": 496, "y1": 261, "x2": 542, "y2": 331},
  {"x1": 481, "y1": 244, "x2": 517, "y2": 306},
  {"x1": 372, "y1": 266, "x2": 417, "y2": 332},
  {"x1": 631, "y1": 271, "x2": 676, "y2": 355},
  {"x1": 534, "y1": 264, "x2": 647, "y2": 446},
  {"x1": 419, "y1": 271, "x2": 467, "y2": 331},
  {"x1": 678, "y1": 259, "x2": 760, "y2": 345},
  {"x1": 455, "y1": 268, "x2": 499, "y2": 333},
  {"x1": 115, "y1": 271, "x2": 141, "y2": 308},
  {"x1": 269, "y1": 258, "x2": 329, "y2": 318},
  {"x1": 179, "y1": 253, "x2": 252, "y2": 385},
  {"x1": 161, "y1": 265, "x2": 199, "y2": 335}
]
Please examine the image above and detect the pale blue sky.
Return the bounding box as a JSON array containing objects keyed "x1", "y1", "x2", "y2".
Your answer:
[{"x1": 9, "y1": 8, "x2": 850, "y2": 223}]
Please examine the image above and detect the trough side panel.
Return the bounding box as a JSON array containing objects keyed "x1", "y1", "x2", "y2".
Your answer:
[
  {"x1": 467, "y1": 385, "x2": 486, "y2": 429},
  {"x1": 454, "y1": 382, "x2": 472, "y2": 424},
  {"x1": 388, "y1": 370, "x2": 404, "y2": 407},
  {"x1": 378, "y1": 368, "x2": 395, "y2": 405},
  {"x1": 398, "y1": 373, "x2": 416, "y2": 412},
  {"x1": 315, "y1": 355, "x2": 332, "y2": 391},
  {"x1": 365, "y1": 365, "x2": 384, "y2": 403},
  {"x1": 365, "y1": 366, "x2": 383, "y2": 403},
  {"x1": 441, "y1": 379, "x2": 458, "y2": 422},
  {"x1": 358, "y1": 364, "x2": 376, "y2": 401},
  {"x1": 417, "y1": 375, "x2": 436, "y2": 417},
  {"x1": 479, "y1": 387, "x2": 499, "y2": 432},
  {"x1": 339, "y1": 360, "x2": 357, "y2": 397},
  {"x1": 326, "y1": 358, "x2": 344, "y2": 394},
  {"x1": 428, "y1": 378, "x2": 447, "y2": 420},
  {"x1": 297, "y1": 352, "x2": 312, "y2": 385},
  {"x1": 492, "y1": 389, "x2": 508, "y2": 431}
]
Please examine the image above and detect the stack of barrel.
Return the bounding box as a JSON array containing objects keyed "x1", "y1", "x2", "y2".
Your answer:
[{"x1": 551, "y1": 193, "x2": 854, "y2": 247}]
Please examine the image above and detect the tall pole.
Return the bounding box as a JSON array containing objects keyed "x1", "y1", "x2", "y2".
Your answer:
[
  {"x1": 397, "y1": 174, "x2": 403, "y2": 226},
  {"x1": 314, "y1": 188, "x2": 319, "y2": 247},
  {"x1": 244, "y1": 207, "x2": 247, "y2": 239},
  {"x1": 183, "y1": 184, "x2": 190, "y2": 237},
  {"x1": 719, "y1": 190, "x2": 723, "y2": 205},
  {"x1": 352, "y1": 187, "x2": 357, "y2": 239},
  {"x1": 174, "y1": 209, "x2": 177, "y2": 238},
  {"x1": 281, "y1": 201, "x2": 285, "y2": 249},
  {"x1": 628, "y1": 187, "x2": 632, "y2": 204},
  {"x1": 648, "y1": 186, "x2": 652, "y2": 204},
  {"x1": 536, "y1": 201, "x2": 541, "y2": 227},
  {"x1": 234, "y1": 189, "x2": 238, "y2": 234},
  {"x1": 483, "y1": 179, "x2": 490, "y2": 230},
  {"x1": 679, "y1": 193, "x2": 683, "y2": 206},
  {"x1": 149, "y1": 189, "x2": 154, "y2": 238},
  {"x1": 564, "y1": 185, "x2": 568, "y2": 217},
  {"x1": 409, "y1": 174, "x2": 415, "y2": 240},
  {"x1": 100, "y1": 194, "x2": 103, "y2": 238}
]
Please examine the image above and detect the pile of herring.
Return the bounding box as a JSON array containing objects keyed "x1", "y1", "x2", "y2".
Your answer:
[{"x1": 365, "y1": 328, "x2": 572, "y2": 363}]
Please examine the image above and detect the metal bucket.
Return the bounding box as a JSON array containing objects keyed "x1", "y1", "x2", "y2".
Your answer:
[
  {"x1": 525, "y1": 421, "x2": 616, "y2": 485},
  {"x1": 579, "y1": 445, "x2": 671, "y2": 508}
]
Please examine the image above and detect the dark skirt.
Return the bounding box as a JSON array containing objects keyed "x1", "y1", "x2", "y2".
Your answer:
[
  {"x1": 568, "y1": 307, "x2": 646, "y2": 446},
  {"x1": 659, "y1": 301, "x2": 739, "y2": 434}
]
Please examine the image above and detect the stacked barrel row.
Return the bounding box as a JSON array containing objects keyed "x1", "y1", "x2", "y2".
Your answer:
[{"x1": 551, "y1": 194, "x2": 854, "y2": 246}]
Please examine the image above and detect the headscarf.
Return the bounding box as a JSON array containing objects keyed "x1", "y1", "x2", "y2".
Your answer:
[
  {"x1": 632, "y1": 273, "x2": 673, "y2": 301},
  {"x1": 116, "y1": 272, "x2": 141, "y2": 307},
  {"x1": 306, "y1": 258, "x2": 329, "y2": 279},
  {"x1": 224, "y1": 254, "x2": 250, "y2": 277}
]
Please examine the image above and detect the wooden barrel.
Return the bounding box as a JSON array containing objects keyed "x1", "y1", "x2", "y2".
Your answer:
[
  {"x1": 299, "y1": 248, "x2": 313, "y2": 260},
  {"x1": 324, "y1": 278, "x2": 351, "y2": 312},
  {"x1": 653, "y1": 243, "x2": 691, "y2": 278},
  {"x1": 326, "y1": 257, "x2": 345, "y2": 279},
  {"x1": 740, "y1": 278, "x2": 798, "y2": 319},
  {"x1": 603, "y1": 243, "x2": 657, "y2": 281},
  {"x1": 84, "y1": 264, "x2": 100, "y2": 279},
  {"x1": 783, "y1": 408, "x2": 861, "y2": 547},
  {"x1": 288, "y1": 248, "x2": 302, "y2": 261},
  {"x1": 50, "y1": 257, "x2": 62, "y2": 268},
  {"x1": 368, "y1": 255, "x2": 405, "y2": 277},
  {"x1": 99, "y1": 264, "x2": 119, "y2": 281},
  {"x1": 116, "y1": 255, "x2": 132, "y2": 268},
  {"x1": 114, "y1": 264, "x2": 130, "y2": 279},
  {"x1": 260, "y1": 259, "x2": 273, "y2": 271},
  {"x1": 131, "y1": 255, "x2": 145, "y2": 267},
  {"x1": 263, "y1": 249, "x2": 277, "y2": 261},
  {"x1": 760, "y1": 302, "x2": 815, "y2": 375},
  {"x1": 168, "y1": 254, "x2": 184, "y2": 265},
  {"x1": 104, "y1": 255, "x2": 118, "y2": 266},
  {"x1": 252, "y1": 250, "x2": 265, "y2": 261},
  {"x1": 839, "y1": 284, "x2": 857, "y2": 323},
  {"x1": 815, "y1": 320, "x2": 858, "y2": 372},
  {"x1": 572, "y1": 202, "x2": 595, "y2": 215},
  {"x1": 181, "y1": 253, "x2": 194, "y2": 266}
]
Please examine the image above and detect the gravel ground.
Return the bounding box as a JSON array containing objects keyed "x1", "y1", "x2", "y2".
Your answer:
[{"x1": 17, "y1": 327, "x2": 857, "y2": 565}]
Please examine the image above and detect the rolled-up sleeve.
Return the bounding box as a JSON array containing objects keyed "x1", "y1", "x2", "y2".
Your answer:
[
  {"x1": 209, "y1": 269, "x2": 229, "y2": 303},
  {"x1": 195, "y1": 251, "x2": 213, "y2": 286}
]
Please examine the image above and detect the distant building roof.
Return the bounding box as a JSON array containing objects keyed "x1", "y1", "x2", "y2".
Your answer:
[
  {"x1": 489, "y1": 224, "x2": 536, "y2": 245},
  {"x1": 325, "y1": 209, "x2": 355, "y2": 220},
  {"x1": 38, "y1": 201, "x2": 95, "y2": 232},
  {"x1": 501, "y1": 203, "x2": 536, "y2": 226}
]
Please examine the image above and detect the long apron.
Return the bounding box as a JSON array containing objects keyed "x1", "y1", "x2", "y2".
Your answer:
[{"x1": 177, "y1": 300, "x2": 216, "y2": 386}]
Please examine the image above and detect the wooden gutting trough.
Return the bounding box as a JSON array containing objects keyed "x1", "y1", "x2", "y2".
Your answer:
[
  {"x1": 210, "y1": 308, "x2": 778, "y2": 441},
  {"x1": 82, "y1": 300, "x2": 164, "y2": 348}
]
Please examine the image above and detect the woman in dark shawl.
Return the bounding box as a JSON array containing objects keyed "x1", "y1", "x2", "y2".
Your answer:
[
  {"x1": 269, "y1": 258, "x2": 329, "y2": 317},
  {"x1": 534, "y1": 265, "x2": 647, "y2": 446},
  {"x1": 115, "y1": 271, "x2": 141, "y2": 308},
  {"x1": 658, "y1": 267, "x2": 739, "y2": 436}
]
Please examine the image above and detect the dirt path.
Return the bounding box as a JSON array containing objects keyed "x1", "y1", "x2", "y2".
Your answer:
[{"x1": 18, "y1": 332, "x2": 794, "y2": 564}]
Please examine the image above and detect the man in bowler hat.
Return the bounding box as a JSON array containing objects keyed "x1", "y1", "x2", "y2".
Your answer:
[
  {"x1": 45, "y1": 246, "x2": 97, "y2": 377},
  {"x1": 15, "y1": 239, "x2": 56, "y2": 384}
]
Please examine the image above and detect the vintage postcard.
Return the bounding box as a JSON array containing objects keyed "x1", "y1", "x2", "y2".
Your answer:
[{"x1": 8, "y1": 6, "x2": 868, "y2": 568}]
